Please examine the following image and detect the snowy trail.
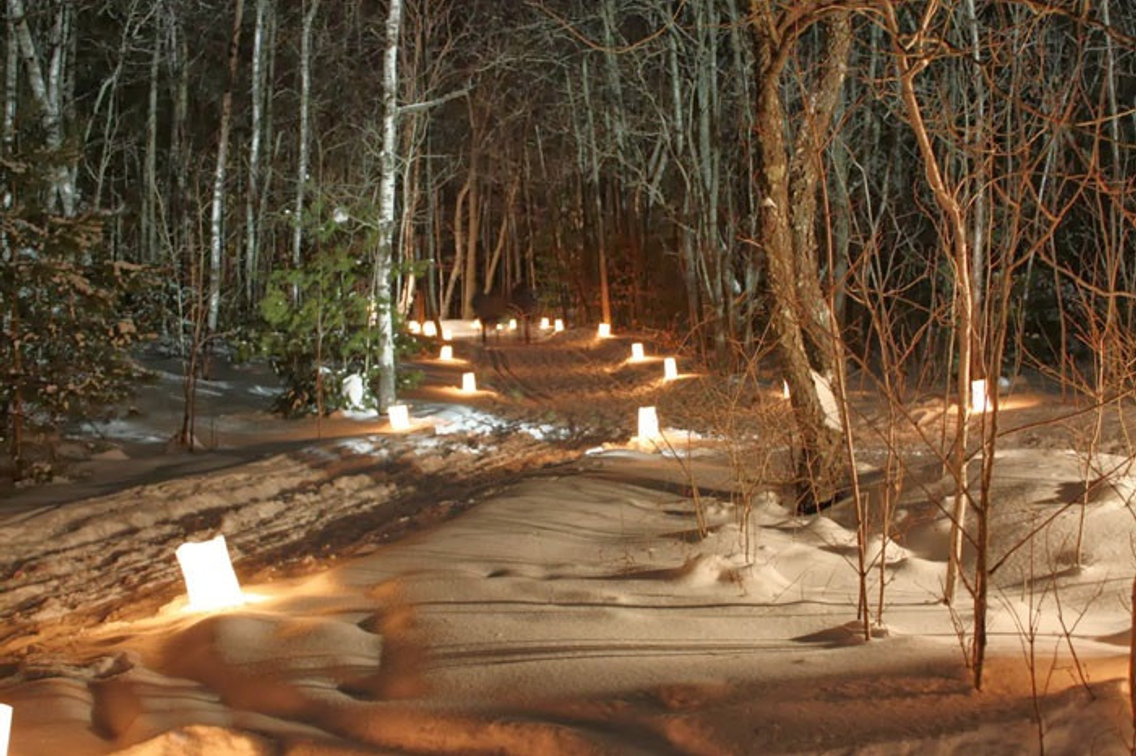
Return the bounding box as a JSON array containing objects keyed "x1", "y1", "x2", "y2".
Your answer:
[
  {"x1": 3, "y1": 325, "x2": 1136, "y2": 754},
  {"x1": 0, "y1": 428, "x2": 576, "y2": 656}
]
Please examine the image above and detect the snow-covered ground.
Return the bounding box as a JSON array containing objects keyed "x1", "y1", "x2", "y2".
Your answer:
[{"x1": 2, "y1": 324, "x2": 1136, "y2": 754}]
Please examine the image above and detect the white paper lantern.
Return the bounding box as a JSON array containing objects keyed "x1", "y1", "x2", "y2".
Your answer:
[
  {"x1": 422, "y1": 321, "x2": 437, "y2": 337},
  {"x1": 663, "y1": 357, "x2": 678, "y2": 381},
  {"x1": 971, "y1": 379, "x2": 990, "y2": 413},
  {"x1": 473, "y1": 318, "x2": 483, "y2": 330},
  {"x1": 554, "y1": 318, "x2": 565, "y2": 333},
  {"x1": 442, "y1": 328, "x2": 453, "y2": 342},
  {"x1": 637, "y1": 406, "x2": 660, "y2": 440},
  {"x1": 461, "y1": 372, "x2": 477, "y2": 392},
  {"x1": 508, "y1": 318, "x2": 517, "y2": 331},
  {"x1": 630, "y1": 343, "x2": 645, "y2": 361},
  {"x1": 408, "y1": 320, "x2": 421, "y2": 334},
  {"x1": 342, "y1": 373, "x2": 366, "y2": 410},
  {"x1": 440, "y1": 345, "x2": 453, "y2": 361},
  {"x1": 540, "y1": 317, "x2": 551, "y2": 330},
  {"x1": 597, "y1": 323, "x2": 612, "y2": 338},
  {"x1": 0, "y1": 703, "x2": 10, "y2": 756},
  {"x1": 782, "y1": 380, "x2": 791, "y2": 399},
  {"x1": 388, "y1": 404, "x2": 411, "y2": 431},
  {"x1": 176, "y1": 536, "x2": 244, "y2": 612}
]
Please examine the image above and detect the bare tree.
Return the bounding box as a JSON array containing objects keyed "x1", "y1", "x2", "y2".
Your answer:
[
  {"x1": 749, "y1": 2, "x2": 853, "y2": 508},
  {"x1": 206, "y1": 0, "x2": 245, "y2": 333}
]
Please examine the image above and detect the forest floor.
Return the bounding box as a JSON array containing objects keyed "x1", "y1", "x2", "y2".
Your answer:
[{"x1": 2, "y1": 322, "x2": 1136, "y2": 755}]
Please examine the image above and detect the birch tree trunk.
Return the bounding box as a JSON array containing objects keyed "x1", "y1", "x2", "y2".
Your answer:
[
  {"x1": 245, "y1": 0, "x2": 272, "y2": 308},
  {"x1": 696, "y1": 0, "x2": 725, "y2": 360},
  {"x1": 442, "y1": 178, "x2": 469, "y2": 317},
  {"x1": 207, "y1": 0, "x2": 245, "y2": 332},
  {"x1": 372, "y1": 0, "x2": 403, "y2": 410},
  {"x1": 7, "y1": 0, "x2": 77, "y2": 217},
  {"x1": 3, "y1": 11, "x2": 15, "y2": 157},
  {"x1": 143, "y1": 14, "x2": 160, "y2": 263},
  {"x1": 291, "y1": 0, "x2": 319, "y2": 303}
]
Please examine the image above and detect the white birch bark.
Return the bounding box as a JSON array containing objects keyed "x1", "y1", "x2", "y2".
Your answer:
[
  {"x1": 441, "y1": 179, "x2": 469, "y2": 317},
  {"x1": 246, "y1": 0, "x2": 271, "y2": 305},
  {"x1": 207, "y1": 0, "x2": 245, "y2": 332},
  {"x1": 373, "y1": 0, "x2": 403, "y2": 410},
  {"x1": 2, "y1": 9, "x2": 15, "y2": 262},
  {"x1": 7, "y1": 0, "x2": 76, "y2": 216},
  {"x1": 291, "y1": 0, "x2": 319, "y2": 302},
  {"x1": 143, "y1": 13, "x2": 161, "y2": 263},
  {"x1": 3, "y1": 12, "x2": 15, "y2": 155}
]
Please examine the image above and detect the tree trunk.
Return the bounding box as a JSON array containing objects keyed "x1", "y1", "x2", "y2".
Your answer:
[
  {"x1": 8, "y1": 0, "x2": 77, "y2": 216},
  {"x1": 372, "y1": 0, "x2": 403, "y2": 410},
  {"x1": 882, "y1": 2, "x2": 976, "y2": 613},
  {"x1": 462, "y1": 146, "x2": 480, "y2": 318},
  {"x1": 442, "y1": 178, "x2": 469, "y2": 317},
  {"x1": 787, "y1": 14, "x2": 852, "y2": 381},
  {"x1": 3, "y1": 10, "x2": 16, "y2": 155},
  {"x1": 207, "y1": 0, "x2": 245, "y2": 333},
  {"x1": 580, "y1": 57, "x2": 612, "y2": 324},
  {"x1": 750, "y1": 5, "x2": 851, "y2": 509},
  {"x1": 245, "y1": 0, "x2": 272, "y2": 308},
  {"x1": 695, "y1": 0, "x2": 725, "y2": 361},
  {"x1": 291, "y1": 0, "x2": 319, "y2": 303},
  {"x1": 143, "y1": 15, "x2": 160, "y2": 264}
]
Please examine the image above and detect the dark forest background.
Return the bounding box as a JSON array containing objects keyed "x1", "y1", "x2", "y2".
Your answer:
[{"x1": 3, "y1": 0, "x2": 1136, "y2": 487}]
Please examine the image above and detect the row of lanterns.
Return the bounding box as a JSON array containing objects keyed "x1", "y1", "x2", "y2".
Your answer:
[
  {"x1": 408, "y1": 318, "x2": 567, "y2": 338},
  {"x1": 163, "y1": 319, "x2": 994, "y2": 634},
  {"x1": 156, "y1": 319, "x2": 679, "y2": 637}
]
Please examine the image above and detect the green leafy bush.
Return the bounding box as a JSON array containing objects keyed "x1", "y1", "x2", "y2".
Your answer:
[{"x1": 260, "y1": 246, "x2": 383, "y2": 416}]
